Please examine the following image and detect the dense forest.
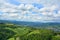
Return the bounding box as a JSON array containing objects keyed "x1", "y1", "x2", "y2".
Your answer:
[{"x1": 0, "y1": 23, "x2": 60, "y2": 40}]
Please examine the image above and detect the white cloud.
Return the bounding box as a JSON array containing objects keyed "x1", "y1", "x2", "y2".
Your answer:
[
  {"x1": 40, "y1": 0, "x2": 60, "y2": 6},
  {"x1": 0, "y1": 0, "x2": 60, "y2": 22},
  {"x1": 17, "y1": 0, "x2": 40, "y2": 3},
  {"x1": 25, "y1": 4, "x2": 34, "y2": 10}
]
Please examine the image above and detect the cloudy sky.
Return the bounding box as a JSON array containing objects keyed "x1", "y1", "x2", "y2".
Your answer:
[{"x1": 0, "y1": 0, "x2": 60, "y2": 22}]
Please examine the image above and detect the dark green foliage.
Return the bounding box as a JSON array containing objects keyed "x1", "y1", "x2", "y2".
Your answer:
[
  {"x1": 0, "y1": 29, "x2": 16, "y2": 40},
  {"x1": 0, "y1": 23, "x2": 60, "y2": 40},
  {"x1": 52, "y1": 35, "x2": 60, "y2": 40},
  {"x1": 20, "y1": 29, "x2": 54, "y2": 40},
  {"x1": 0, "y1": 24, "x2": 16, "y2": 40}
]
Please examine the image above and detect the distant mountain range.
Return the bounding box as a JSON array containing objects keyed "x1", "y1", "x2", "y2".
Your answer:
[{"x1": 0, "y1": 20, "x2": 60, "y2": 27}]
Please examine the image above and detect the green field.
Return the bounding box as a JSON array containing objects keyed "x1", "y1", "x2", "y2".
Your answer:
[{"x1": 0, "y1": 23, "x2": 60, "y2": 40}]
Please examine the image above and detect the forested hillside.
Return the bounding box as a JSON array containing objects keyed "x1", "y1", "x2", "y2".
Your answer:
[{"x1": 0, "y1": 23, "x2": 60, "y2": 40}]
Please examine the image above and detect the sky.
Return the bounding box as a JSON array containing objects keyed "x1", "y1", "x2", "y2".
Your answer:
[{"x1": 0, "y1": 0, "x2": 60, "y2": 22}]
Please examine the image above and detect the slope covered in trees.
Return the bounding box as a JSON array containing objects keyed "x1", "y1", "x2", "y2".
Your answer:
[{"x1": 0, "y1": 23, "x2": 60, "y2": 40}]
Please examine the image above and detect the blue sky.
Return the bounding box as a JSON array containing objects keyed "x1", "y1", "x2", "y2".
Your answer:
[{"x1": 0, "y1": 0, "x2": 60, "y2": 22}]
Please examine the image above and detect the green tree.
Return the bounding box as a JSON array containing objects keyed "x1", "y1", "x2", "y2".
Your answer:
[
  {"x1": 22, "y1": 29, "x2": 54, "y2": 40},
  {"x1": 52, "y1": 35, "x2": 60, "y2": 40},
  {"x1": 0, "y1": 29, "x2": 16, "y2": 40}
]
